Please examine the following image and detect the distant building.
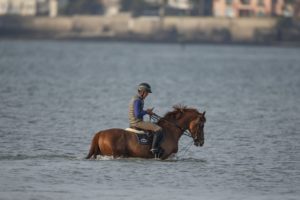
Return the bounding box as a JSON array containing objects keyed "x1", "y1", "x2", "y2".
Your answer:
[
  {"x1": 165, "y1": 0, "x2": 193, "y2": 15},
  {"x1": 213, "y1": 0, "x2": 286, "y2": 17},
  {"x1": 168, "y1": 0, "x2": 192, "y2": 10},
  {"x1": 295, "y1": 0, "x2": 300, "y2": 17},
  {"x1": 0, "y1": 0, "x2": 37, "y2": 16},
  {"x1": 101, "y1": 0, "x2": 120, "y2": 16},
  {"x1": 36, "y1": 0, "x2": 49, "y2": 15},
  {"x1": 191, "y1": 0, "x2": 213, "y2": 16},
  {"x1": 144, "y1": 0, "x2": 192, "y2": 12},
  {"x1": 39, "y1": 0, "x2": 68, "y2": 17},
  {"x1": 49, "y1": 0, "x2": 57, "y2": 17},
  {"x1": 0, "y1": 0, "x2": 67, "y2": 17}
]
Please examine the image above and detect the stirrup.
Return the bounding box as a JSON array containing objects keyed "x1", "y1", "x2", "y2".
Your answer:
[
  {"x1": 150, "y1": 148, "x2": 159, "y2": 159},
  {"x1": 151, "y1": 151, "x2": 160, "y2": 159},
  {"x1": 150, "y1": 148, "x2": 159, "y2": 154},
  {"x1": 150, "y1": 148, "x2": 164, "y2": 159}
]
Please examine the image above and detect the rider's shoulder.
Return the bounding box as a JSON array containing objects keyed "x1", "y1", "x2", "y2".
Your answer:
[{"x1": 132, "y1": 95, "x2": 142, "y2": 101}]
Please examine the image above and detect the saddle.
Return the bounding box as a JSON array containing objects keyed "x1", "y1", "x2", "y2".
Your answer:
[{"x1": 125, "y1": 128, "x2": 153, "y2": 145}]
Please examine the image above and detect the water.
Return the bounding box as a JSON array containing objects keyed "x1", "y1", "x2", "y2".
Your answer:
[{"x1": 0, "y1": 40, "x2": 299, "y2": 200}]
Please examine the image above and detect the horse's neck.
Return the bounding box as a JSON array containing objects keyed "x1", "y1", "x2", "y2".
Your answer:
[
  {"x1": 160, "y1": 116, "x2": 189, "y2": 143},
  {"x1": 177, "y1": 115, "x2": 191, "y2": 130},
  {"x1": 165, "y1": 124, "x2": 182, "y2": 142}
]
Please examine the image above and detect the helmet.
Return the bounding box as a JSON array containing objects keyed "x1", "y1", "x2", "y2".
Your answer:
[{"x1": 138, "y1": 82, "x2": 152, "y2": 93}]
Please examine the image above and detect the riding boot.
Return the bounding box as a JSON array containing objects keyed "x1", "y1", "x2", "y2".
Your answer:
[{"x1": 150, "y1": 131, "x2": 163, "y2": 158}]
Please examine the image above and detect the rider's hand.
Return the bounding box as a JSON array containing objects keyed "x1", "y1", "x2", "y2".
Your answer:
[{"x1": 146, "y1": 107, "x2": 154, "y2": 115}]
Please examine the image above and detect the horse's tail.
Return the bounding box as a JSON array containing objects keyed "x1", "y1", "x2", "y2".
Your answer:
[{"x1": 86, "y1": 132, "x2": 101, "y2": 159}]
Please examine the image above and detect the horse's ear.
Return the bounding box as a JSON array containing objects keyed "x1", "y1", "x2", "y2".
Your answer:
[{"x1": 203, "y1": 111, "x2": 206, "y2": 116}]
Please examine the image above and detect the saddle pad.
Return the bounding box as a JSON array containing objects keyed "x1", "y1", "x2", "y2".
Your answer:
[
  {"x1": 125, "y1": 128, "x2": 145, "y2": 134},
  {"x1": 135, "y1": 133, "x2": 152, "y2": 145},
  {"x1": 125, "y1": 128, "x2": 152, "y2": 145}
]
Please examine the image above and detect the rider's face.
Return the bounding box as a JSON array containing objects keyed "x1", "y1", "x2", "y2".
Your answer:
[{"x1": 142, "y1": 91, "x2": 149, "y2": 99}]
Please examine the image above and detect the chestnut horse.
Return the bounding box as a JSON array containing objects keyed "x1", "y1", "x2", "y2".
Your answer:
[{"x1": 86, "y1": 105, "x2": 206, "y2": 160}]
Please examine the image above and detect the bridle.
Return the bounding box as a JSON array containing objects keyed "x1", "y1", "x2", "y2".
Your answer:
[{"x1": 190, "y1": 117, "x2": 205, "y2": 144}]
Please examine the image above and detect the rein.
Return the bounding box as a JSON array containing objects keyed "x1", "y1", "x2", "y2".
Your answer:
[
  {"x1": 150, "y1": 113, "x2": 195, "y2": 158},
  {"x1": 150, "y1": 114, "x2": 193, "y2": 138}
]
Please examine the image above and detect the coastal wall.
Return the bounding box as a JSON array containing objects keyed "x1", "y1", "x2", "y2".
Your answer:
[{"x1": 0, "y1": 15, "x2": 298, "y2": 44}]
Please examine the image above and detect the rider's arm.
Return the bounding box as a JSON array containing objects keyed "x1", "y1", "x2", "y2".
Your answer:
[{"x1": 133, "y1": 99, "x2": 147, "y2": 119}]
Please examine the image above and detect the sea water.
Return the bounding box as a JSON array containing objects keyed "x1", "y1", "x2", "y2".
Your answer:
[{"x1": 0, "y1": 40, "x2": 299, "y2": 200}]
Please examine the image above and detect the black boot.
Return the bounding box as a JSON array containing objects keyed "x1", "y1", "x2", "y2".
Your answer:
[{"x1": 150, "y1": 131, "x2": 164, "y2": 158}]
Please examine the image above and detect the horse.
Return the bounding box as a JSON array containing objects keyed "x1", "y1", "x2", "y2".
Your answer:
[{"x1": 85, "y1": 105, "x2": 206, "y2": 160}]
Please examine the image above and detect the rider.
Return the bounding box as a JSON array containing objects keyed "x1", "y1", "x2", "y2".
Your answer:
[{"x1": 129, "y1": 83, "x2": 164, "y2": 158}]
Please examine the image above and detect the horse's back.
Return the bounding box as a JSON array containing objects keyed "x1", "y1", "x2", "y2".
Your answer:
[
  {"x1": 99, "y1": 128, "x2": 128, "y2": 136},
  {"x1": 97, "y1": 128, "x2": 129, "y2": 145}
]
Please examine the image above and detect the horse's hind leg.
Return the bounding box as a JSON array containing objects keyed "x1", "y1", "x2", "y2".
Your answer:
[
  {"x1": 93, "y1": 145, "x2": 101, "y2": 159},
  {"x1": 86, "y1": 132, "x2": 101, "y2": 159}
]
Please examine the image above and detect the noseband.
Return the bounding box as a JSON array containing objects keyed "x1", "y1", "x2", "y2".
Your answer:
[{"x1": 191, "y1": 120, "x2": 205, "y2": 142}]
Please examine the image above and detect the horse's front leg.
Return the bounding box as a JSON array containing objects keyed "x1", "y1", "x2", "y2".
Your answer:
[{"x1": 160, "y1": 146, "x2": 178, "y2": 160}]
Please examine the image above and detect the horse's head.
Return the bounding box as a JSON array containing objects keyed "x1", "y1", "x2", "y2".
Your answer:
[
  {"x1": 188, "y1": 111, "x2": 206, "y2": 147},
  {"x1": 163, "y1": 105, "x2": 206, "y2": 147}
]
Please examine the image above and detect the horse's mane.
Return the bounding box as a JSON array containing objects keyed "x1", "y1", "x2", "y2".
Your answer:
[{"x1": 162, "y1": 104, "x2": 200, "y2": 120}]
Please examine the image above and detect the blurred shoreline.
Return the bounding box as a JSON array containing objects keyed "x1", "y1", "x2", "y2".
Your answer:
[
  {"x1": 1, "y1": 37, "x2": 299, "y2": 48},
  {"x1": 1, "y1": 15, "x2": 299, "y2": 46}
]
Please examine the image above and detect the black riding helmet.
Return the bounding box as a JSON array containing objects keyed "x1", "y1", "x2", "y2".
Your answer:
[{"x1": 138, "y1": 83, "x2": 152, "y2": 93}]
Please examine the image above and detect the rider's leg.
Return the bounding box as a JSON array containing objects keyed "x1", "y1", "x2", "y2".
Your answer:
[
  {"x1": 150, "y1": 129, "x2": 163, "y2": 154},
  {"x1": 134, "y1": 121, "x2": 163, "y2": 157}
]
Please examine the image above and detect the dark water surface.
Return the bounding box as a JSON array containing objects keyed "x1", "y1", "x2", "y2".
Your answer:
[{"x1": 0, "y1": 40, "x2": 299, "y2": 200}]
